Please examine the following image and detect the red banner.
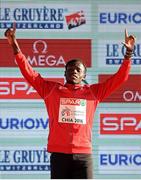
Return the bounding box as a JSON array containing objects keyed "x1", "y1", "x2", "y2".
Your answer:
[
  {"x1": 0, "y1": 39, "x2": 91, "y2": 67},
  {"x1": 0, "y1": 77, "x2": 64, "y2": 99},
  {"x1": 100, "y1": 113, "x2": 141, "y2": 135},
  {"x1": 99, "y1": 74, "x2": 141, "y2": 103}
]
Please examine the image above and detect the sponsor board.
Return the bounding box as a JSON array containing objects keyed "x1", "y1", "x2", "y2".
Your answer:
[
  {"x1": 98, "y1": 5, "x2": 141, "y2": 32},
  {"x1": 0, "y1": 77, "x2": 64, "y2": 100},
  {"x1": 99, "y1": 75, "x2": 141, "y2": 103},
  {"x1": 0, "y1": 146, "x2": 50, "y2": 174},
  {"x1": 0, "y1": 108, "x2": 49, "y2": 138},
  {"x1": 0, "y1": 2, "x2": 91, "y2": 31},
  {"x1": 100, "y1": 113, "x2": 141, "y2": 136},
  {"x1": 0, "y1": 39, "x2": 91, "y2": 68},
  {"x1": 98, "y1": 40, "x2": 141, "y2": 68},
  {"x1": 97, "y1": 108, "x2": 141, "y2": 138},
  {"x1": 98, "y1": 146, "x2": 141, "y2": 175},
  {"x1": 65, "y1": 10, "x2": 86, "y2": 30}
]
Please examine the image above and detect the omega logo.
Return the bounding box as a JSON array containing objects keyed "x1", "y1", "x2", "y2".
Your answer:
[{"x1": 33, "y1": 40, "x2": 47, "y2": 54}]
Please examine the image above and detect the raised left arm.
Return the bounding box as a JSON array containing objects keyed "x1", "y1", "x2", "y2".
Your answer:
[
  {"x1": 90, "y1": 29, "x2": 136, "y2": 101},
  {"x1": 122, "y1": 29, "x2": 136, "y2": 60}
]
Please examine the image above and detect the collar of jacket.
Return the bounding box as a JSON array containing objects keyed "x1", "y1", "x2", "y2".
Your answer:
[{"x1": 64, "y1": 83, "x2": 84, "y2": 90}]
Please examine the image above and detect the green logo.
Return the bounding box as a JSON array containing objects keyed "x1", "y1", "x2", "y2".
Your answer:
[{"x1": 80, "y1": 100, "x2": 86, "y2": 106}]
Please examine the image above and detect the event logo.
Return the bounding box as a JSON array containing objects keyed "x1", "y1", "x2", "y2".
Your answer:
[
  {"x1": 65, "y1": 10, "x2": 86, "y2": 29},
  {"x1": 0, "y1": 77, "x2": 64, "y2": 99},
  {"x1": 106, "y1": 43, "x2": 141, "y2": 65},
  {"x1": 123, "y1": 90, "x2": 141, "y2": 102},
  {"x1": 0, "y1": 117, "x2": 48, "y2": 130},
  {"x1": 100, "y1": 114, "x2": 141, "y2": 135},
  {"x1": 0, "y1": 39, "x2": 91, "y2": 67},
  {"x1": 0, "y1": 109, "x2": 49, "y2": 138},
  {"x1": 99, "y1": 12, "x2": 141, "y2": 25},
  {"x1": 98, "y1": 146, "x2": 141, "y2": 175},
  {"x1": 98, "y1": 75, "x2": 141, "y2": 103},
  {"x1": 97, "y1": 40, "x2": 141, "y2": 68},
  {"x1": 0, "y1": 147, "x2": 50, "y2": 172},
  {"x1": 61, "y1": 98, "x2": 82, "y2": 105},
  {"x1": 100, "y1": 153, "x2": 141, "y2": 166},
  {"x1": 0, "y1": 3, "x2": 90, "y2": 31},
  {"x1": 30, "y1": 39, "x2": 65, "y2": 67},
  {"x1": 0, "y1": 6, "x2": 64, "y2": 29},
  {"x1": 98, "y1": 5, "x2": 141, "y2": 32}
]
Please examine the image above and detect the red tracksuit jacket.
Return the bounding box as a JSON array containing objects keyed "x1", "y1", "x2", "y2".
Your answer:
[{"x1": 16, "y1": 52, "x2": 131, "y2": 154}]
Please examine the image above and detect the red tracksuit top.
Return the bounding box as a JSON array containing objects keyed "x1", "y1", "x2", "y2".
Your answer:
[{"x1": 15, "y1": 52, "x2": 131, "y2": 154}]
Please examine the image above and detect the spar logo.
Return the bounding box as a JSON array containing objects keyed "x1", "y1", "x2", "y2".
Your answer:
[
  {"x1": 99, "y1": 75, "x2": 141, "y2": 103},
  {"x1": 65, "y1": 10, "x2": 86, "y2": 29},
  {"x1": 61, "y1": 98, "x2": 81, "y2": 106},
  {"x1": 0, "y1": 77, "x2": 64, "y2": 99},
  {"x1": 100, "y1": 114, "x2": 141, "y2": 135}
]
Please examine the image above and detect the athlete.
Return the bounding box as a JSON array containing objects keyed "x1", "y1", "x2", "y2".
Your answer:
[{"x1": 5, "y1": 23, "x2": 136, "y2": 179}]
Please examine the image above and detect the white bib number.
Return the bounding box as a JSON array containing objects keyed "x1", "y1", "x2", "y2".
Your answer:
[{"x1": 59, "y1": 98, "x2": 86, "y2": 124}]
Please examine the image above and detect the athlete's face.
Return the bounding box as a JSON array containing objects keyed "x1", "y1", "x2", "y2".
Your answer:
[{"x1": 65, "y1": 61, "x2": 86, "y2": 84}]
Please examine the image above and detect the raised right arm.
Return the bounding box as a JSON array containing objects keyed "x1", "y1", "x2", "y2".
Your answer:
[{"x1": 4, "y1": 23, "x2": 54, "y2": 99}]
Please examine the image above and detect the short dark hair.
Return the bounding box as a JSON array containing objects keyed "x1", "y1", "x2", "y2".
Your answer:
[{"x1": 65, "y1": 59, "x2": 87, "y2": 73}]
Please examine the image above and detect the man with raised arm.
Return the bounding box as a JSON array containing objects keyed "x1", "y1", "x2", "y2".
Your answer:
[{"x1": 5, "y1": 23, "x2": 135, "y2": 179}]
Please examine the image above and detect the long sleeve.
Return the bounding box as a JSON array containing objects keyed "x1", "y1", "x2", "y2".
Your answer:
[
  {"x1": 90, "y1": 59, "x2": 131, "y2": 102},
  {"x1": 15, "y1": 52, "x2": 55, "y2": 99}
]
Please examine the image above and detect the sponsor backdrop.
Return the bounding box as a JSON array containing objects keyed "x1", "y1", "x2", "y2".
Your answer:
[{"x1": 0, "y1": 0, "x2": 141, "y2": 179}]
